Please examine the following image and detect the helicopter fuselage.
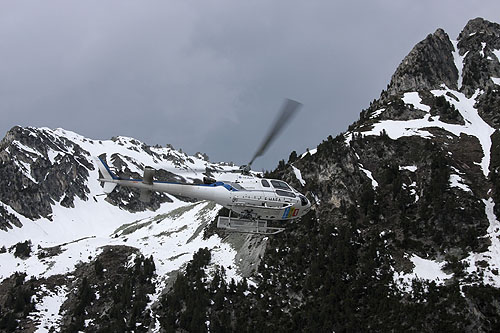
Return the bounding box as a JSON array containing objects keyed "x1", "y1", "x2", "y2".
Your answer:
[{"x1": 97, "y1": 158, "x2": 311, "y2": 221}]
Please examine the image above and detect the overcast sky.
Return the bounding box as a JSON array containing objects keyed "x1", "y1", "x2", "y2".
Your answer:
[{"x1": 1, "y1": 1, "x2": 499, "y2": 170}]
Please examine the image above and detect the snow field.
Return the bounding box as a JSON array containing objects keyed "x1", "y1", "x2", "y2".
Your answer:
[{"x1": 1, "y1": 127, "x2": 247, "y2": 331}]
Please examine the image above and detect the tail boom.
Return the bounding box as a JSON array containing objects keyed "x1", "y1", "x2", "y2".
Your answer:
[{"x1": 95, "y1": 157, "x2": 233, "y2": 205}]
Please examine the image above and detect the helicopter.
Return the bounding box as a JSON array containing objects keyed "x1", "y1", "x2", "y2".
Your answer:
[{"x1": 96, "y1": 99, "x2": 311, "y2": 235}]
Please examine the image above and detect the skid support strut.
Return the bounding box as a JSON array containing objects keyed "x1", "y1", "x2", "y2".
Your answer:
[{"x1": 217, "y1": 211, "x2": 284, "y2": 235}]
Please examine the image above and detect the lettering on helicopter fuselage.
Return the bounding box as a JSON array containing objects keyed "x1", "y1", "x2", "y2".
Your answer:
[{"x1": 282, "y1": 207, "x2": 299, "y2": 219}]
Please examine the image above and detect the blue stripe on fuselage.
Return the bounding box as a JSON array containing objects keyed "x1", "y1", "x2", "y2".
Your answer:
[{"x1": 152, "y1": 180, "x2": 238, "y2": 191}]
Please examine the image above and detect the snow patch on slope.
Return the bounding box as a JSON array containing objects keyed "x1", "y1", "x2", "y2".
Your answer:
[
  {"x1": 432, "y1": 89, "x2": 495, "y2": 177},
  {"x1": 402, "y1": 92, "x2": 430, "y2": 112},
  {"x1": 13, "y1": 159, "x2": 38, "y2": 184},
  {"x1": 394, "y1": 255, "x2": 452, "y2": 292},
  {"x1": 344, "y1": 132, "x2": 354, "y2": 145},
  {"x1": 480, "y1": 42, "x2": 487, "y2": 57},
  {"x1": 291, "y1": 165, "x2": 306, "y2": 186},
  {"x1": 370, "y1": 108, "x2": 386, "y2": 119},
  {"x1": 463, "y1": 199, "x2": 500, "y2": 287},
  {"x1": 361, "y1": 88, "x2": 494, "y2": 177},
  {"x1": 300, "y1": 148, "x2": 317, "y2": 158},
  {"x1": 449, "y1": 167, "x2": 472, "y2": 193},
  {"x1": 28, "y1": 285, "x2": 67, "y2": 332},
  {"x1": 362, "y1": 116, "x2": 434, "y2": 140},
  {"x1": 449, "y1": 174, "x2": 472, "y2": 193},
  {"x1": 13, "y1": 140, "x2": 44, "y2": 158},
  {"x1": 451, "y1": 40, "x2": 468, "y2": 89},
  {"x1": 492, "y1": 49, "x2": 500, "y2": 63},
  {"x1": 399, "y1": 165, "x2": 417, "y2": 172},
  {"x1": 359, "y1": 165, "x2": 378, "y2": 189}
]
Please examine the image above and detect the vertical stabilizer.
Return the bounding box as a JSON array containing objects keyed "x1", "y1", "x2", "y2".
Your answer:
[{"x1": 94, "y1": 157, "x2": 118, "y2": 194}]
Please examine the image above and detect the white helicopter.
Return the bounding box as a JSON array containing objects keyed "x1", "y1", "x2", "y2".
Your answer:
[{"x1": 96, "y1": 99, "x2": 311, "y2": 235}]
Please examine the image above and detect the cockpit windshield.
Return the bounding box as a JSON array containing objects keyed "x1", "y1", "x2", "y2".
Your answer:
[{"x1": 270, "y1": 180, "x2": 291, "y2": 191}]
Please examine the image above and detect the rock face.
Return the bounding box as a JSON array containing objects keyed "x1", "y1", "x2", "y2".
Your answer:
[
  {"x1": 387, "y1": 28, "x2": 458, "y2": 95},
  {"x1": 0, "y1": 126, "x2": 92, "y2": 222},
  {"x1": 387, "y1": 17, "x2": 500, "y2": 99},
  {"x1": 459, "y1": 18, "x2": 500, "y2": 96},
  {"x1": 2, "y1": 17, "x2": 500, "y2": 332},
  {"x1": 0, "y1": 127, "x2": 231, "y2": 230}
]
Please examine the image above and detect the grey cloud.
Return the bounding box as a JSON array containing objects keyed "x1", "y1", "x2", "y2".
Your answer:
[{"x1": 1, "y1": 0, "x2": 500, "y2": 170}]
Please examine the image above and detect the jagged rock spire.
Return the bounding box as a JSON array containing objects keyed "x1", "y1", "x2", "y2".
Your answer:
[
  {"x1": 386, "y1": 18, "x2": 500, "y2": 98},
  {"x1": 387, "y1": 28, "x2": 458, "y2": 95}
]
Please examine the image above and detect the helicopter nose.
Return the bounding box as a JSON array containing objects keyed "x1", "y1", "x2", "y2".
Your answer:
[{"x1": 298, "y1": 195, "x2": 312, "y2": 216}]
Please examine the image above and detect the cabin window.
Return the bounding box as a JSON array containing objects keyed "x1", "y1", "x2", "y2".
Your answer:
[
  {"x1": 271, "y1": 180, "x2": 291, "y2": 191},
  {"x1": 261, "y1": 179, "x2": 270, "y2": 187},
  {"x1": 276, "y1": 189, "x2": 296, "y2": 198}
]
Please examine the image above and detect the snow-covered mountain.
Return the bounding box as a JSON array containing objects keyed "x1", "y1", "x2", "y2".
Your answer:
[
  {"x1": 259, "y1": 17, "x2": 500, "y2": 331},
  {"x1": 0, "y1": 126, "x2": 267, "y2": 331},
  {"x1": 2, "y1": 17, "x2": 500, "y2": 332}
]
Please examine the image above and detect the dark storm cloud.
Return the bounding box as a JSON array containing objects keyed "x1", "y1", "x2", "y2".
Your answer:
[{"x1": 1, "y1": 0, "x2": 500, "y2": 170}]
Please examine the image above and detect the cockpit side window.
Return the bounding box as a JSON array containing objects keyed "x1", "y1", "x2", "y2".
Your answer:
[
  {"x1": 270, "y1": 180, "x2": 291, "y2": 191},
  {"x1": 276, "y1": 189, "x2": 296, "y2": 198},
  {"x1": 261, "y1": 179, "x2": 270, "y2": 187}
]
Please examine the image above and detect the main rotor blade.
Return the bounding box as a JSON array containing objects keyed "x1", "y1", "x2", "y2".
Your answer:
[{"x1": 248, "y1": 98, "x2": 302, "y2": 167}]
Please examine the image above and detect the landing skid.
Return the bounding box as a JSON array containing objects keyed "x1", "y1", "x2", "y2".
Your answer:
[{"x1": 217, "y1": 216, "x2": 284, "y2": 235}]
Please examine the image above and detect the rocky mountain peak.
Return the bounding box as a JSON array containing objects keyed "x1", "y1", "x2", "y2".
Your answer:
[
  {"x1": 387, "y1": 18, "x2": 500, "y2": 99},
  {"x1": 459, "y1": 17, "x2": 500, "y2": 41},
  {"x1": 386, "y1": 28, "x2": 457, "y2": 95}
]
